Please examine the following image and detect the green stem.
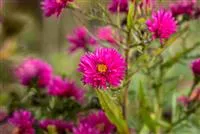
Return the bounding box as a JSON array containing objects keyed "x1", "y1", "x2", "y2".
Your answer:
[
  {"x1": 188, "y1": 79, "x2": 198, "y2": 96},
  {"x1": 123, "y1": 28, "x2": 131, "y2": 120},
  {"x1": 71, "y1": 7, "x2": 127, "y2": 33},
  {"x1": 166, "y1": 103, "x2": 200, "y2": 132},
  {"x1": 155, "y1": 58, "x2": 164, "y2": 134}
]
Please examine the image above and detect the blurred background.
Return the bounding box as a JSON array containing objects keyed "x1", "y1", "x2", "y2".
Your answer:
[{"x1": 0, "y1": 0, "x2": 200, "y2": 133}]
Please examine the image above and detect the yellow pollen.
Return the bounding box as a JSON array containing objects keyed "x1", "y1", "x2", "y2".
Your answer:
[{"x1": 97, "y1": 64, "x2": 107, "y2": 73}]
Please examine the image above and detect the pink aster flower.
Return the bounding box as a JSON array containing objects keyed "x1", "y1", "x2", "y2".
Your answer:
[
  {"x1": 73, "y1": 123, "x2": 100, "y2": 134},
  {"x1": 79, "y1": 111, "x2": 116, "y2": 134},
  {"x1": 48, "y1": 76, "x2": 85, "y2": 102},
  {"x1": 39, "y1": 119, "x2": 73, "y2": 134},
  {"x1": 67, "y1": 27, "x2": 97, "y2": 53},
  {"x1": 108, "y1": 0, "x2": 128, "y2": 13},
  {"x1": 146, "y1": 9, "x2": 177, "y2": 42},
  {"x1": 170, "y1": 0, "x2": 196, "y2": 18},
  {"x1": 97, "y1": 26, "x2": 118, "y2": 45},
  {"x1": 191, "y1": 58, "x2": 200, "y2": 78},
  {"x1": 78, "y1": 48, "x2": 126, "y2": 89},
  {"x1": 9, "y1": 110, "x2": 35, "y2": 134},
  {"x1": 15, "y1": 58, "x2": 52, "y2": 88},
  {"x1": 41, "y1": 0, "x2": 74, "y2": 17}
]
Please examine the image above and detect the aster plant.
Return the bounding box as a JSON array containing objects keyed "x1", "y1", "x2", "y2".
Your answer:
[{"x1": 2, "y1": 0, "x2": 200, "y2": 134}]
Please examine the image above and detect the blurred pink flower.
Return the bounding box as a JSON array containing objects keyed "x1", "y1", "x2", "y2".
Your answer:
[
  {"x1": 73, "y1": 123, "x2": 100, "y2": 134},
  {"x1": 108, "y1": 0, "x2": 128, "y2": 13},
  {"x1": 67, "y1": 27, "x2": 97, "y2": 52},
  {"x1": 170, "y1": 0, "x2": 196, "y2": 18},
  {"x1": 9, "y1": 110, "x2": 35, "y2": 134},
  {"x1": 146, "y1": 9, "x2": 177, "y2": 42},
  {"x1": 79, "y1": 111, "x2": 115, "y2": 134},
  {"x1": 194, "y1": 7, "x2": 200, "y2": 19},
  {"x1": 41, "y1": 0, "x2": 74, "y2": 17},
  {"x1": 15, "y1": 58, "x2": 52, "y2": 88},
  {"x1": 39, "y1": 119, "x2": 73, "y2": 133},
  {"x1": 140, "y1": 0, "x2": 156, "y2": 9},
  {"x1": 48, "y1": 76, "x2": 85, "y2": 102},
  {"x1": 177, "y1": 96, "x2": 189, "y2": 106},
  {"x1": 78, "y1": 48, "x2": 126, "y2": 89},
  {"x1": 189, "y1": 88, "x2": 200, "y2": 101},
  {"x1": 97, "y1": 26, "x2": 118, "y2": 45},
  {"x1": 191, "y1": 58, "x2": 200, "y2": 77}
]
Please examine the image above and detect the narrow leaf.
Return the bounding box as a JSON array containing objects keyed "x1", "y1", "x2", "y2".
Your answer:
[{"x1": 96, "y1": 89, "x2": 129, "y2": 134}]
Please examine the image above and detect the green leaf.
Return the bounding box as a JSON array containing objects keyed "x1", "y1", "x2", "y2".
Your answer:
[
  {"x1": 140, "y1": 125, "x2": 150, "y2": 134},
  {"x1": 127, "y1": 3, "x2": 135, "y2": 29},
  {"x1": 96, "y1": 89, "x2": 129, "y2": 134},
  {"x1": 153, "y1": 26, "x2": 189, "y2": 56},
  {"x1": 137, "y1": 82, "x2": 157, "y2": 131},
  {"x1": 172, "y1": 92, "x2": 177, "y2": 123}
]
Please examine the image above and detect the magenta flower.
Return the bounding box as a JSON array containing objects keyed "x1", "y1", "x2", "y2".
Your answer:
[
  {"x1": 80, "y1": 111, "x2": 115, "y2": 134},
  {"x1": 73, "y1": 123, "x2": 100, "y2": 134},
  {"x1": 41, "y1": 0, "x2": 74, "y2": 17},
  {"x1": 48, "y1": 76, "x2": 85, "y2": 102},
  {"x1": 39, "y1": 119, "x2": 73, "y2": 134},
  {"x1": 9, "y1": 110, "x2": 35, "y2": 134},
  {"x1": 108, "y1": 0, "x2": 128, "y2": 13},
  {"x1": 97, "y1": 26, "x2": 118, "y2": 45},
  {"x1": 170, "y1": 0, "x2": 196, "y2": 18},
  {"x1": 146, "y1": 9, "x2": 177, "y2": 42},
  {"x1": 191, "y1": 58, "x2": 200, "y2": 77},
  {"x1": 15, "y1": 58, "x2": 52, "y2": 88},
  {"x1": 78, "y1": 48, "x2": 126, "y2": 89},
  {"x1": 67, "y1": 27, "x2": 97, "y2": 53}
]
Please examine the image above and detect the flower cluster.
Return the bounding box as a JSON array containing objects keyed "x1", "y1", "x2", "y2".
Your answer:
[
  {"x1": 78, "y1": 48, "x2": 126, "y2": 89},
  {"x1": 146, "y1": 9, "x2": 177, "y2": 42},
  {"x1": 8, "y1": 0, "x2": 200, "y2": 133},
  {"x1": 170, "y1": 0, "x2": 197, "y2": 18},
  {"x1": 67, "y1": 27, "x2": 97, "y2": 52},
  {"x1": 39, "y1": 119, "x2": 73, "y2": 133},
  {"x1": 48, "y1": 76, "x2": 85, "y2": 102},
  {"x1": 41, "y1": 0, "x2": 74, "y2": 17},
  {"x1": 9, "y1": 110, "x2": 35, "y2": 134},
  {"x1": 73, "y1": 111, "x2": 115, "y2": 134},
  {"x1": 73, "y1": 123, "x2": 100, "y2": 134},
  {"x1": 15, "y1": 58, "x2": 52, "y2": 88}
]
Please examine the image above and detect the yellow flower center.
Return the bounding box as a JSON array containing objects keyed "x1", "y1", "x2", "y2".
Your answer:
[{"x1": 97, "y1": 64, "x2": 107, "y2": 73}]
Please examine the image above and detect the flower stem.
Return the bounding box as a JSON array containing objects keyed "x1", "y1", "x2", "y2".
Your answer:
[
  {"x1": 123, "y1": 28, "x2": 131, "y2": 120},
  {"x1": 188, "y1": 79, "x2": 198, "y2": 96},
  {"x1": 166, "y1": 103, "x2": 200, "y2": 132}
]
